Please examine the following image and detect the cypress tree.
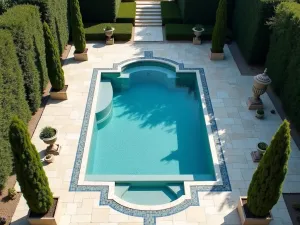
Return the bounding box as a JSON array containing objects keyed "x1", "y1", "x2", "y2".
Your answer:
[
  {"x1": 43, "y1": 22, "x2": 65, "y2": 91},
  {"x1": 9, "y1": 117, "x2": 53, "y2": 214},
  {"x1": 70, "y1": 0, "x2": 86, "y2": 53},
  {"x1": 247, "y1": 120, "x2": 291, "y2": 217},
  {"x1": 211, "y1": 0, "x2": 227, "y2": 53}
]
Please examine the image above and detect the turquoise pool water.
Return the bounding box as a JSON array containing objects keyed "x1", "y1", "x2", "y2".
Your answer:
[{"x1": 85, "y1": 61, "x2": 215, "y2": 204}]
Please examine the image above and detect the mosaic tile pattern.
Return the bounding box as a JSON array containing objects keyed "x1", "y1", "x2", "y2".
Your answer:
[{"x1": 69, "y1": 51, "x2": 231, "y2": 224}]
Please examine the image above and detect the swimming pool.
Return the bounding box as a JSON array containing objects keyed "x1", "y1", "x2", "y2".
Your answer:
[{"x1": 83, "y1": 60, "x2": 217, "y2": 205}]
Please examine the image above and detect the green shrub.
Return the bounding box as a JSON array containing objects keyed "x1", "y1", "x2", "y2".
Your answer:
[
  {"x1": 79, "y1": 0, "x2": 121, "y2": 23},
  {"x1": 266, "y1": 2, "x2": 300, "y2": 130},
  {"x1": 116, "y1": 2, "x2": 136, "y2": 24},
  {"x1": 70, "y1": 0, "x2": 86, "y2": 53},
  {"x1": 43, "y1": 22, "x2": 65, "y2": 91},
  {"x1": 18, "y1": 0, "x2": 69, "y2": 54},
  {"x1": 247, "y1": 120, "x2": 291, "y2": 216},
  {"x1": 161, "y1": 2, "x2": 182, "y2": 25},
  {"x1": 0, "y1": 5, "x2": 47, "y2": 113},
  {"x1": 0, "y1": 139, "x2": 12, "y2": 190},
  {"x1": 177, "y1": 0, "x2": 234, "y2": 27},
  {"x1": 232, "y1": 0, "x2": 293, "y2": 64},
  {"x1": 39, "y1": 126, "x2": 56, "y2": 139},
  {"x1": 212, "y1": 0, "x2": 227, "y2": 53},
  {"x1": 85, "y1": 23, "x2": 132, "y2": 41},
  {"x1": 9, "y1": 117, "x2": 53, "y2": 214}
]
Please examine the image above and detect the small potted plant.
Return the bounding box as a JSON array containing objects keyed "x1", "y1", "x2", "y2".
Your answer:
[
  {"x1": 192, "y1": 24, "x2": 205, "y2": 37},
  {"x1": 44, "y1": 154, "x2": 54, "y2": 163},
  {"x1": 8, "y1": 187, "x2": 17, "y2": 200},
  {"x1": 40, "y1": 127, "x2": 59, "y2": 154},
  {"x1": 256, "y1": 109, "x2": 264, "y2": 119},
  {"x1": 0, "y1": 217, "x2": 6, "y2": 225},
  {"x1": 257, "y1": 142, "x2": 268, "y2": 157},
  {"x1": 104, "y1": 24, "x2": 115, "y2": 45}
]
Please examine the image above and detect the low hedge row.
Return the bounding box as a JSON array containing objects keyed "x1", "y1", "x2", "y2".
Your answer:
[
  {"x1": 0, "y1": 30, "x2": 31, "y2": 190},
  {"x1": 0, "y1": 5, "x2": 48, "y2": 112},
  {"x1": 165, "y1": 24, "x2": 232, "y2": 41},
  {"x1": 20, "y1": 0, "x2": 69, "y2": 54},
  {"x1": 116, "y1": 2, "x2": 136, "y2": 24},
  {"x1": 266, "y1": 2, "x2": 300, "y2": 130},
  {"x1": 85, "y1": 23, "x2": 132, "y2": 41},
  {"x1": 161, "y1": 1, "x2": 182, "y2": 25}
]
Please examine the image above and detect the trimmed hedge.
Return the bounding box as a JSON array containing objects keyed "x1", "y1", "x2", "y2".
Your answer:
[
  {"x1": 161, "y1": 1, "x2": 182, "y2": 25},
  {"x1": 165, "y1": 24, "x2": 232, "y2": 41},
  {"x1": 116, "y1": 2, "x2": 136, "y2": 24},
  {"x1": 0, "y1": 30, "x2": 31, "y2": 190},
  {"x1": 232, "y1": 0, "x2": 292, "y2": 64},
  {"x1": 20, "y1": 0, "x2": 69, "y2": 54},
  {"x1": 266, "y1": 2, "x2": 300, "y2": 130},
  {"x1": 0, "y1": 5, "x2": 48, "y2": 112},
  {"x1": 177, "y1": 0, "x2": 234, "y2": 27},
  {"x1": 79, "y1": 0, "x2": 121, "y2": 23},
  {"x1": 85, "y1": 23, "x2": 132, "y2": 41}
]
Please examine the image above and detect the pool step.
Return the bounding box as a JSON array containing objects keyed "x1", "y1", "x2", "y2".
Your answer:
[{"x1": 95, "y1": 82, "x2": 113, "y2": 128}]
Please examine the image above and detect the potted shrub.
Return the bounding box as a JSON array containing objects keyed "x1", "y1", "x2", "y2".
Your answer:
[
  {"x1": 8, "y1": 187, "x2": 17, "y2": 200},
  {"x1": 40, "y1": 126, "x2": 60, "y2": 154},
  {"x1": 43, "y1": 22, "x2": 68, "y2": 100},
  {"x1": 256, "y1": 109, "x2": 264, "y2": 119},
  {"x1": 257, "y1": 142, "x2": 268, "y2": 157},
  {"x1": 9, "y1": 117, "x2": 60, "y2": 225},
  {"x1": 71, "y1": 0, "x2": 88, "y2": 61},
  {"x1": 238, "y1": 120, "x2": 291, "y2": 225},
  {"x1": 0, "y1": 217, "x2": 6, "y2": 225},
  {"x1": 44, "y1": 154, "x2": 54, "y2": 163},
  {"x1": 210, "y1": 0, "x2": 227, "y2": 60},
  {"x1": 192, "y1": 24, "x2": 205, "y2": 37}
]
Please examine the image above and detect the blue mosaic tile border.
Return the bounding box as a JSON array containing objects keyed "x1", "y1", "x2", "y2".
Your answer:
[{"x1": 69, "y1": 51, "x2": 231, "y2": 225}]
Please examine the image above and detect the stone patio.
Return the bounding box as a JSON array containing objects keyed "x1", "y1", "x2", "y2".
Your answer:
[{"x1": 11, "y1": 43, "x2": 300, "y2": 225}]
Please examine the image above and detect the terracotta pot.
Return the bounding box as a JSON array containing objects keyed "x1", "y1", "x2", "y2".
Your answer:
[
  {"x1": 41, "y1": 128, "x2": 57, "y2": 145},
  {"x1": 28, "y1": 197, "x2": 61, "y2": 225},
  {"x1": 74, "y1": 48, "x2": 88, "y2": 61},
  {"x1": 237, "y1": 197, "x2": 272, "y2": 225},
  {"x1": 50, "y1": 85, "x2": 68, "y2": 100},
  {"x1": 210, "y1": 50, "x2": 224, "y2": 60},
  {"x1": 45, "y1": 154, "x2": 54, "y2": 163}
]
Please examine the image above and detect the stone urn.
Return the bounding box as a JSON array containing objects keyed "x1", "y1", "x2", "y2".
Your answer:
[
  {"x1": 40, "y1": 128, "x2": 60, "y2": 155},
  {"x1": 248, "y1": 69, "x2": 272, "y2": 110},
  {"x1": 44, "y1": 154, "x2": 54, "y2": 163},
  {"x1": 104, "y1": 27, "x2": 115, "y2": 40},
  {"x1": 257, "y1": 142, "x2": 268, "y2": 157},
  {"x1": 192, "y1": 27, "x2": 204, "y2": 39},
  {"x1": 192, "y1": 25, "x2": 204, "y2": 45}
]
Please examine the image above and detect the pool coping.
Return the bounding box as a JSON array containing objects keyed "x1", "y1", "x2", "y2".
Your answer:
[{"x1": 69, "y1": 51, "x2": 231, "y2": 223}]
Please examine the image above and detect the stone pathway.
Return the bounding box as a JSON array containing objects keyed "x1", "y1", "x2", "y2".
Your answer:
[{"x1": 134, "y1": 27, "x2": 163, "y2": 41}]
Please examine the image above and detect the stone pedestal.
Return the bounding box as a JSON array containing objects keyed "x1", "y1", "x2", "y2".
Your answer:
[
  {"x1": 46, "y1": 144, "x2": 62, "y2": 155},
  {"x1": 193, "y1": 37, "x2": 201, "y2": 45},
  {"x1": 106, "y1": 38, "x2": 114, "y2": 45},
  {"x1": 247, "y1": 97, "x2": 263, "y2": 110},
  {"x1": 251, "y1": 151, "x2": 262, "y2": 162}
]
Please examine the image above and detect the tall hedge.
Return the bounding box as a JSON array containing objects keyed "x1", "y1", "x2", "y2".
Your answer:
[
  {"x1": 44, "y1": 22, "x2": 65, "y2": 91},
  {"x1": 266, "y1": 2, "x2": 300, "y2": 130},
  {"x1": 0, "y1": 30, "x2": 31, "y2": 190},
  {"x1": 0, "y1": 5, "x2": 48, "y2": 112},
  {"x1": 177, "y1": 0, "x2": 234, "y2": 27},
  {"x1": 212, "y1": 0, "x2": 227, "y2": 53},
  {"x1": 71, "y1": 0, "x2": 86, "y2": 53},
  {"x1": 232, "y1": 0, "x2": 294, "y2": 64},
  {"x1": 79, "y1": 0, "x2": 121, "y2": 23},
  {"x1": 9, "y1": 117, "x2": 53, "y2": 214},
  {"x1": 247, "y1": 120, "x2": 291, "y2": 216},
  {"x1": 17, "y1": 0, "x2": 69, "y2": 54}
]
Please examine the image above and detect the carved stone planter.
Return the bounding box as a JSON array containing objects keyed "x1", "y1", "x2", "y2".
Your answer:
[
  {"x1": 74, "y1": 48, "x2": 88, "y2": 61},
  {"x1": 210, "y1": 50, "x2": 224, "y2": 60},
  {"x1": 50, "y1": 85, "x2": 68, "y2": 100},
  {"x1": 237, "y1": 197, "x2": 272, "y2": 225}
]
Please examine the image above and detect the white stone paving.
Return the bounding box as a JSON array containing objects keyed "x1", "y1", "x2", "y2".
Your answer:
[
  {"x1": 11, "y1": 43, "x2": 300, "y2": 225},
  {"x1": 134, "y1": 27, "x2": 164, "y2": 41}
]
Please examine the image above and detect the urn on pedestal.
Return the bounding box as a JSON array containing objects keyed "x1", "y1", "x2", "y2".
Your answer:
[{"x1": 247, "y1": 69, "x2": 272, "y2": 110}]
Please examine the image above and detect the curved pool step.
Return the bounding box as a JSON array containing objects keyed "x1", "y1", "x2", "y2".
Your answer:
[{"x1": 95, "y1": 82, "x2": 113, "y2": 128}]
